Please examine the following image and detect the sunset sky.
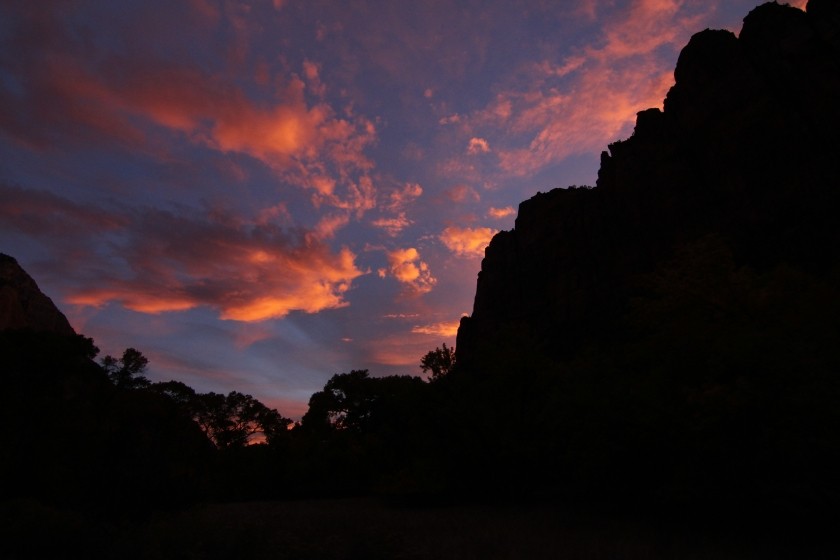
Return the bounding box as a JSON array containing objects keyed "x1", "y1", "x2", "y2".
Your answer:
[{"x1": 0, "y1": 0, "x2": 804, "y2": 418}]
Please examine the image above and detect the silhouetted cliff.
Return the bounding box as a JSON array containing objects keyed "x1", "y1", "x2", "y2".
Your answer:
[
  {"x1": 458, "y1": 0, "x2": 840, "y2": 367},
  {"x1": 447, "y1": 1, "x2": 840, "y2": 514},
  {"x1": 1, "y1": 256, "x2": 212, "y2": 517},
  {"x1": 0, "y1": 253, "x2": 75, "y2": 335}
]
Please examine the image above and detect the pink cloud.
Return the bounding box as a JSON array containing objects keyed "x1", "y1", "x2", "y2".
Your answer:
[
  {"x1": 466, "y1": 0, "x2": 714, "y2": 178},
  {"x1": 370, "y1": 182, "x2": 423, "y2": 236},
  {"x1": 443, "y1": 184, "x2": 481, "y2": 204},
  {"x1": 312, "y1": 213, "x2": 351, "y2": 239},
  {"x1": 467, "y1": 137, "x2": 490, "y2": 155},
  {"x1": 371, "y1": 213, "x2": 412, "y2": 237},
  {"x1": 488, "y1": 206, "x2": 516, "y2": 219},
  {"x1": 302, "y1": 59, "x2": 326, "y2": 98},
  {"x1": 386, "y1": 182, "x2": 424, "y2": 210},
  {"x1": 440, "y1": 226, "x2": 496, "y2": 258}
]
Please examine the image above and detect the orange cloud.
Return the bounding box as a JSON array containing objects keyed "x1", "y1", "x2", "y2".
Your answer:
[
  {"x1": 488, "y1": 206, "x2": 516, "y2": 219},
  {"x1": 440, "y1": 226, "x2": 496, "y2": 258},
  {"x1": 0, "y1": 185, "x2": 362, "y2": 322},
  {"x1": 70, "y1": 240, "x2": 362, "y2": 322},
  {"x1": 411, "y1": 320, "x2": 461, "y2": 337},
  {"x1": 379, "y1": 247, "x2": 436, "y2": 294},
  {"x1": 312, "y1": 174, "x2": 377, "y2": 216},
  {"x1": 9, "y1": 189, "x2": 367, "y2": 322},
  {"x1": 0, "y1": 25, "x2": 377, "y2": 214}
]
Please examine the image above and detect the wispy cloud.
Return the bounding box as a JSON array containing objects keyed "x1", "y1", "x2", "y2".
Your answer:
[
  {"x1": 370, "y1": 182, "x2": 423, "y2": 236},
  {"x1": 0, "y1": 5, "x2": 378, "y2": 215},
  {"x1": 462, "y1": 0, "x2": 712, "y2": 178},
  {"x1": 0, "y1": 184, "x2": 364, "y2": 322},
  {"x1": 443, "y1": 184, "x2": 481, "y2": 204},
  {"x1": 371, "y1": 213, "x2": 411, "y2": 237}
]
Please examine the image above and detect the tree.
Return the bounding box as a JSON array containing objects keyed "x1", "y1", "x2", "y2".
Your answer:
[
  {"x1": 101, "y1": 347, "x2": 150, "y2": 389},
  {"x1": 150, "y1": 379, "x2": 196, "y2": 406},
  {"x1": 191, "y1": 391, "x2": 292, "y2": 449},
  {"x1": 302, "y1": 370, "x2": 374, "y2": 432},
  {"x1": 420, "y1": 343, "x2": 456, "y2": 381}
]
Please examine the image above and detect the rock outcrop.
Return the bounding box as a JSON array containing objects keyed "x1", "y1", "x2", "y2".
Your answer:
[
  {"x1": 457, "y1": 1, "x2": 840, "y2": 368},
  {"x1": 0, "y1": 253, "x2": 76, "y2": 335}
]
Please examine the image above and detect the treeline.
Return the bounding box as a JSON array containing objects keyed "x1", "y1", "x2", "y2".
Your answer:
[{"x1": 0, "y1": 327, "x2": 460, "y2": 516}]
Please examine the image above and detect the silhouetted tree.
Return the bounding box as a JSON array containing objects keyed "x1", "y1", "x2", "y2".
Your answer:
[
  {"x1": 420, "y1": 343, "x2": 456, "y2": 381},
  {"x1": 191, "y1": 391, "x2": 292, "y2": 449},
  {"x1": 150, "y1": 379, "x2": 197, "y2": 406},
  {"x1": 302, "y1": 370, "x2": 375, "y2": 431},
  {"x1": 102, "y1": 347, "x2": 150, "y2": 389}
]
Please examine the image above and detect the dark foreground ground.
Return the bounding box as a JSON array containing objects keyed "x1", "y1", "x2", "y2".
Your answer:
[{"x1": 2, "y1": 497, "x2": 836, "y2": 560}]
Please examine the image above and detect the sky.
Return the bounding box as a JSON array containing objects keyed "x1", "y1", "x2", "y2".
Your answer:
[{"x1": 0, "y1": 0, "x2": 805, "y2": 418}]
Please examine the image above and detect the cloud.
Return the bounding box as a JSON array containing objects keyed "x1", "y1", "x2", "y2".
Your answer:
[
  {"x1": 0, "y1": 184, "x2": 127, "y2": 236},
  {"x1": 411, "y1": 320, "x2": 460, "y2": 337},
  {"x1": 302, "y1": 59, "x2": 326, "y2": 98},
  {"x1": 385, "y1": 182, "x2": 423, "y2": 210},
  {"x1": 443, "y1": 184, "x2": 480, "y2": 204},
  {"x1": 465, "y1": 0, "x2": 712, "y2": 178},
  {"x1": 370, "y1": 182, "x2": 422, "y2": 236},
  {"x1": 467, "y1": 137, "x2": 490, "y2": 155},
  {"x1": 440, "y1": 226, "x2": 496, "y2": 258},
  {"x1": 0, "y1": 7, "x2": 377, "y2": 214},
  {"x1": 1, "y1": 184, "x2": 364, "y2": 322},
  {"x1": 313, "y1": 213, "x2": 351, "y2": 239},
  {"x1": 488, "y1": 206, "x2": 515, "y2": 219},
  {"x1": 371, "y1": 212, "x2": 412, "y2": 237},
  {"x1": 378, "y1": 247, "x2": 436, "y2": 294}
]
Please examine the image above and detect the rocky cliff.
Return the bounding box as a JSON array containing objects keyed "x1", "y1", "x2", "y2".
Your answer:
[
  {"x1": 0, "y1": 253, "x2": 76, "y2": 335},
  {"x1": 457, "y1": 0, "x2": 840, "y2": 368}
]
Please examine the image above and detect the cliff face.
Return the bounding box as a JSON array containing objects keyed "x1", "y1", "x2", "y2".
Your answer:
[
  {"x1": 0, "y1": 253, "x2": 76, "y2": 335},
  {"x1": 457, "y1": 0, "x2": 840, "y2": 368}
]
